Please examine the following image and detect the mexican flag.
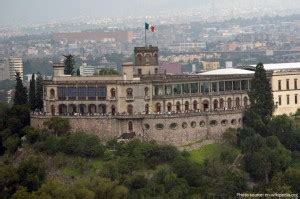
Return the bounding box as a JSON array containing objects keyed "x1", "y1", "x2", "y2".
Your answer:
[{"x1": 145, "y1": 22, "x2": 155, "y2": 32}]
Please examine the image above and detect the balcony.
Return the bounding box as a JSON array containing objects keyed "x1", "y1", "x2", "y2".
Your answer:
[
  {"x1": 109, "y1": 96, "x2": 117, "y2": 101},
  {"x1": 126, "y1": 96, "x2": 135, "y2": 101}
]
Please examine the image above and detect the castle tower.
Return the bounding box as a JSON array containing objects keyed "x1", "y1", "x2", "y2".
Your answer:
[{"x1": 134, "y1": 45, "x2": 159, "y2": 75}]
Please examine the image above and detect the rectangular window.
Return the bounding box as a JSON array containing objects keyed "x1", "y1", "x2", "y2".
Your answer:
[
  {"x1": 68, "y1": 87, "x2": 77, "y2": 100},
  {"x1": 233, "y1": 81, "x2": 241, "y2": 91},
  {"x1": 182, "y1": 84, "x2": 190, "y2": 94},
  {"x1": 58, "y1": 87, "x2": 67, "y2": 100},
  {"x1": 278, "y1": 80, "x2": 281, "y2": 91},
  {"x1": 87, "y1": 87, "x2": 96, "y2": 100},
  {"x1": 165, "y1": 85, "x2": 173, "y2": 95},
  {"x1": 78, "y1": 87, "x2": 87, "y2": 100},
  {"x1": 286, "y1": 80, "x2": 290, "y2": 90},
  {"x1": 287, "y1": 95, "x2": 290, "y2": 105},
  {"x1": 295, "y1": 95, "x2": 298, "y2": 104},
  {"x1": 211, "y1": 82, "x2": 218, "y2": 92},
  {"x1": 191, "y1": 83, "x2": 199, "y2": 93},
  {"x1": 98, "y1": 86, "x2": 107, "y2": 98},
  {"x1": 173, "y1": 84, "x2": 182, "y2": 95},
  {"x1": 295, "y1": 79, "x2": 298, "y2": 90},
  {"x1": 200, "y1": 82, "x2": 209, "y2": 94},
  {"x1": 225, "y1": 81, "x2": 233, "y2": 91},
  {"x1": 241, "y1": 80, "x2": 249, "y2": 90},
  {"x1": 219, "y1": 81, "x2": 225, "y2": 92},
  {"x1": 278, "y1": 95, "x2": 282, "y2": 106}
]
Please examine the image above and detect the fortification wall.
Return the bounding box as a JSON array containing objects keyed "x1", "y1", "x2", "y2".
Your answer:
[{"x1": 31, "y1": 111, "x2": 244, "y2": 146}]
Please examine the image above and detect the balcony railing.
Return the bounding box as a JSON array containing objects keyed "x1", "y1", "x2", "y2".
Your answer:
[{"x1": 126, "y1": 96, "x2": 135, "y2": 101}]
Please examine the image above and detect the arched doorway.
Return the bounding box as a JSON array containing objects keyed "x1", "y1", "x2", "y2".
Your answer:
[
  {"x1": 88, "y1": 104, "x2": 97, "y2": 115},
  {"x1": 50, "y1": 89, "x2": 55, "y2": 99},
  {"x1": 184, "y1": 101, "x2": 189, "y2": 111},
  {"x1": 156, "y1": 103, "x2": 161, "y2": 113},
  {"x1": 58, "y1": 104, "x2": 67, "y2": 115},
  {"x1": 110, "y1": 88, "x2": 116, "y2": 98},
  {"x1": 202, "y1": 100, "x2": 209, "y2": 111},
  {"x1": 127, "y1": 104, "x2": 133, "y2": 115},
  {"x1": 79, "y1": 104, "x2": 86, "y2": 115},
  {"x1": 111, "y1": 105, "x2": 116, "y2": 116},
  {"x1": 68, "y1": 104, "x2": 77, "y2": 115}
]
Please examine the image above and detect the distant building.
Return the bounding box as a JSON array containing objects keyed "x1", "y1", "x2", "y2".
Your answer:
[
  {"x1": 80, "y1": 63, "x2": 95, "y2": 76},
  {"x1": 169, "y1": 42, "x2": 206, "y2": 52},
  {"x1": 9, "y1": 57, "x2": 23, "y2": 80},
  {"x1": 53, "y1": 31, "x2": 133, "y2": 43},
  {"x1": 202, "y1": 61, "x2": 220, "y2": 71},
  {"x1": 0, "y1": 58, "x2": 9, "y2": 81}
]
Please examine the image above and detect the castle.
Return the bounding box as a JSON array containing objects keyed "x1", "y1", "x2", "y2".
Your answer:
[{"x1": 31, "y1": 46, "x2": 300, "y2": 146}]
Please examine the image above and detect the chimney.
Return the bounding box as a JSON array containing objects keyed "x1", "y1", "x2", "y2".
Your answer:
[
  {"x1": 122, "y1": 62, "x2": 133, "y2": 81},
  {"x1": 53, "y1": 62, "x2": 65, "y2": 77}
]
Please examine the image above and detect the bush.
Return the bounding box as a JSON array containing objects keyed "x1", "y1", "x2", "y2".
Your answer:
[
  {"x1": 23, "y1": 126, "x2": 40, "y2": 144},
  {"x1": 34, "y1": 135, "x2": 62, "y2": 155},
  {"x1": 3, "y1": 136, "x2": 21, "y2": 154},
  {"x1": 43, "y1": 117, "x2": 70, "y2": 136},
  {"x1": 17, "y1": 156, "x2": 46, "y2": 192},
  {"x1": 61, "y1": 132, "x2": 105, "y2": 158}
]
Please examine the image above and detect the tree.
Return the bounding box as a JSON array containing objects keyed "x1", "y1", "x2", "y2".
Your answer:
[
  {"x1": 76, "y1": 68, "x2": 80, "y2": 76},
  {"x1": 29, "y1": 73, "x2": 36, "y2": 111},
  {"x1": 43, "y1": 116, "x2": 70, "y2": 136},
  {"x1": 13, "y1": 72, "x2": 28, "y2": 105},
  {"x1": 35, "y1": 73, "x2": 43, "y2": 111},
  {"x1": 63, "y1": 54, "x2": 75, "y2": 75},
  {"x1": 248, "y1": 63, "x2": 274, "y2": 124}
]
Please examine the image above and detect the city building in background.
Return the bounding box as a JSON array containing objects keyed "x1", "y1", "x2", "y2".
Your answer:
[{"x1": 9, "y1": 57, "x2": 23, "y2": 80}]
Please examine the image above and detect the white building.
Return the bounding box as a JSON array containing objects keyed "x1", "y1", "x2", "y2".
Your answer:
[
  {"x1": 9, "y1": 57, "x2": 23, "y2": 80},
  {"x1": 0, "y1": 58, "x2": 9, "y2": 81},
  {"x1": 80, "y1": 63, "x2": 95, "y2": 76}
]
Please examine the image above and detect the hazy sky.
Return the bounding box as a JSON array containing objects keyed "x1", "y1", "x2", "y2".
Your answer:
[{"x1": 0, "y1": 0, "x2": 298, "y2": 26}]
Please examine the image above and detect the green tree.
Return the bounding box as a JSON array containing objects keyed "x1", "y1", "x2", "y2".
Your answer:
[
  {"x1": 13, "y1": 72, "x2": 28, "y2": 106},
  {"x1": 35, "y1": 72, "x2": 43, "y2": 111},
  {"x1": 17, "y1": 156, "x2": 46, "y2": 192},
  {"x1": 63, "y1": 54, "x2": 75, "y2": 75},
  {"x1": 29, "y1": 73, "x2": 36, "y2": 111},
  {"x1": 43, "y1": 116, "x2": 70, "y2": 136},
  {"x1": 0, "y1": 162, "x2": 19, "y2": 198},
  {"x1": 248, "y1": 63, "x2": 274, "y2": 124}
]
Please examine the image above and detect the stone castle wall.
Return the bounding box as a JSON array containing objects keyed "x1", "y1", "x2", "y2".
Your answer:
[{"x1": 31, "y1": 110, "x2": 243, "y2": 146}]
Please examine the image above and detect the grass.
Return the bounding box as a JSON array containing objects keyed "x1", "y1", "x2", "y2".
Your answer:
[
  {"x1": 189, "y1": 143, "x2": 222, "y2": 165},
  {"x1": 189, "y1": 143, "x2": 241, "y2": 165}
]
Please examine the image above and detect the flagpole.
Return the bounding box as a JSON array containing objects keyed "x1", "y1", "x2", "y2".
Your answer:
[{"x1": 145, "y1": 21, "x2": 147, "y2": 47}]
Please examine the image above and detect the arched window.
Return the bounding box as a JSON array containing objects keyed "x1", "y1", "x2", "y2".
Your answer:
[
  {"x1": 220, "y1": 98, "x2": 224, "y2": 109},
  {"x1": 184, "y1": 101, "x2": 189, "y2": 111},
  {"x1": 236, "y1": 97, "x2": 240, "y2": 108},
  {"x1": 88, "y1": 104, "x2": 97, "y2": 115},
  {"x1": 50, "y1": 89, "x2": 55, "y2": 98},
  {"x1": 126, "y1": 88, "x2": 133, "y2": 98},
  {"x1": 144, "y1": 87, "x2": 149, "y2": 97},
  {"x1": 59, "y1": 104, "x2": 67, "y2": 115},
  {"x1": 79, "y1": 104, "x2": 86, "y2": 115},
  {"x1": 227, "y1": 98, "x2": 232, "y2": 109},
  {"x1": 203, "y1": 100, "x2": 209, "y2": 111},
  {"x1": 167, "y1": 103, "x2": 172, "y2": 112},
  {"x1": 213, "y1": 99, "x2": 218, "y2": 110},
  {"x1": 156, "y1": 103, "x2": 161, "y2": 113},
  {"x1": 111, "y1": 105, "x2": 116, "y2": 115},
  {"x1": 176, "y1": 102, "x2": 181, "y2": 113},
  {"x1": 127, "y1": 104, "x2": 133, "y2": 115},
  {"x1": 244, "y1": 97, "x2": 248, "y2": 107},
  {"x1": 154, "y1": 53, "x2": 158, "y2": 65},
  {"x1": 110, "y1": 88, "x2": 116, "y2": 98},
  {"x1": 145, "y1": 104, "x2": 149, "y2": 114},
  {"x1": 193, "y1": 100, "x2": 198, "y2": 110},
  {"x1": 128, "y1": 121, "x2": 133, "y2": 132}
]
